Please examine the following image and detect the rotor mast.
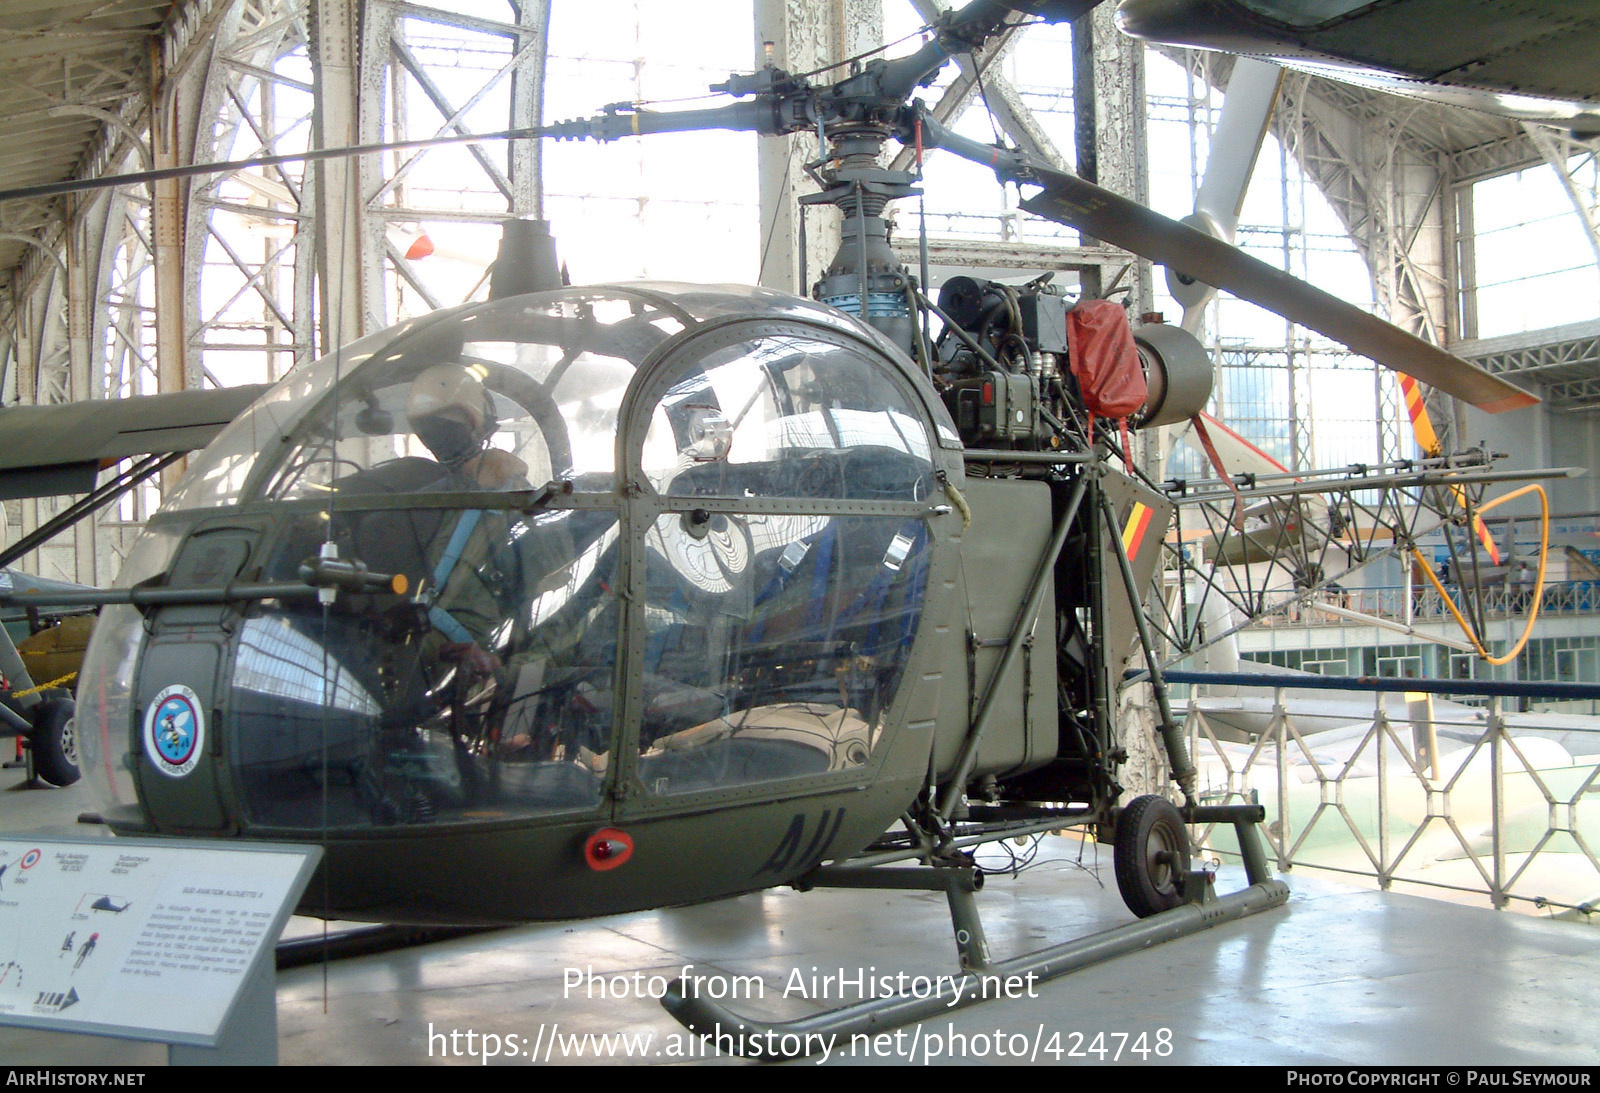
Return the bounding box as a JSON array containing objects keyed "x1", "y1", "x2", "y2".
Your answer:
[{"x1": 543, "y1": 0, "x2": 1041, "y2": 351}]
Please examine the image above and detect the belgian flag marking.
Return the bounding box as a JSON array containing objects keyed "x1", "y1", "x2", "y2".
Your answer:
[{"x1": 1122, "y1": 502, "x2": 1154, "y2": 559}]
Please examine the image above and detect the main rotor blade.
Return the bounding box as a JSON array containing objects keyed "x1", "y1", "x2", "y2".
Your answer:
[
  {"x1": 1017, "y1": 165, "x2": 1537, "y2": 412},
  {"x1": 0, "y1": 127, "x2": 544, "y2": 205},
  {"x1": 0, "y1": 100, "x2": 770, "y2": 206}
]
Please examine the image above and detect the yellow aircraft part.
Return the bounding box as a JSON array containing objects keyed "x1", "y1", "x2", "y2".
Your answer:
[
  {"x1": 1401, "y1": 373, "x2": 1440, "y2": 454},
  {"x1": 1400, "y1": 373, "x2": 1500, "y2": 565},
  {"x1": 1410, "y1": 482, "x2": 1549, "y2": 666}
]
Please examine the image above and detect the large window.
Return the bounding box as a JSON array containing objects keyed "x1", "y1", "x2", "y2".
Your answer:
[{"x1": 1470, "y1": 163, "x2": 1600, "y2": 339}]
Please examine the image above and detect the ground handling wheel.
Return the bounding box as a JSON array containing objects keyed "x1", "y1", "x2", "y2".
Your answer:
[
  {"x1": 1113, "y1": 794, "x2": 1191, "y2": 917},
  {"x1": 28, "y1": 692, "x2": 79, "y2": 787}
]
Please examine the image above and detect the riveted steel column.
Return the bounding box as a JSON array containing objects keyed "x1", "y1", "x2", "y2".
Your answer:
[
  {"x1": 11, "y1": 288, "x2": 38, "y2": 573},
  {"x1": 754, "y1": 0, "x2": 882, "y2": 293},
  {"x1": 510, "y1": 1, "x2": 551, "y2": 218},
  {"x1": 151, "y1": 62, "x2": 190, "y2": 493},
  {"x1": 1071, "y1": 4, "x2": 1151, "y2": 318},
  {"x1": 12, "y1": 286, "x2": 33, "y2": 406},
  {"x1": 311, "y1": 0, "x2": 385, "y2": 347},
  {"x1": 64, "y1": 201, "x2": 97, "y2": 586}
]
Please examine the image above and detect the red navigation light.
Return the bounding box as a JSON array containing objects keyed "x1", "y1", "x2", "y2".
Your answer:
[{"x1": 584, "y1": 828, "x2": 634, "y2": 871}]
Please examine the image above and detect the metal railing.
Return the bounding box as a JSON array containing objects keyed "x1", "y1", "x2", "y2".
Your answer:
[{"x1": 1145, "y1": 672, "x2": 1600, "y2": 918}]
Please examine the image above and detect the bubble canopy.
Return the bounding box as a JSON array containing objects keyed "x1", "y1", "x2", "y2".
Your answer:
[
  {"x1": 79, "y1": 285, "x2": 964, "y2": 850},
  {"x1": 160, "y1": 284, "x2": 960, "y2": 511}
]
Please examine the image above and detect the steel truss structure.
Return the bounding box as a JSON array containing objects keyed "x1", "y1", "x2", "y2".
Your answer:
[
  {"x1": 0, "y1": 0, "x2": 1595, "y2": 592},
  {"x1": 0, "y1": 0, "x2": 553, "y2": 586},
  {"x1": 1146, "y1": 454, "x2": 1566, "y2": 668},
  {"x1": 1460, "y1": 318, "x2": 1600, "y2": 414}
]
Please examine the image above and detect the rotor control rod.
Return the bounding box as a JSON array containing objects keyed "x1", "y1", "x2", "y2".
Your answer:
[
  {"x1": 0, "y1": 580, "x2": 344, "y2": 609},
  {"x1": 298, "y1": 556, "x2": 408, "y2": 596}
]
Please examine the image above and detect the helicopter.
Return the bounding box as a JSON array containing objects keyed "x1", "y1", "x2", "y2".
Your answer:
[{"x1": 0, "y1": 0, "x2": 1559, "y2": 1051}]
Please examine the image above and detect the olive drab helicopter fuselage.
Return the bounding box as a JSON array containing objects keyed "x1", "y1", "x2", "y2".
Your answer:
[{"x1": 71, "y1": 278, "x2": 1192, "y2": 924}]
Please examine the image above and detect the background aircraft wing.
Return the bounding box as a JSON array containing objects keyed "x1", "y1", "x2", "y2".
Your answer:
[
  {"x1": 1116, "y1": 0, "x2": 1600, "y2": 132},
  {"x1": 0, "y1": 385, "x2": 268, "y2": 500}
]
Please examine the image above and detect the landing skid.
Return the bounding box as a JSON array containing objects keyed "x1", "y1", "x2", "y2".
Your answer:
[{"x1": 660, "y1": 804, "x2": 1286, "y2": 1059}]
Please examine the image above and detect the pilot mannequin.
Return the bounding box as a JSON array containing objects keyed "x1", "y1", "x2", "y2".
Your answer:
[
  {"x1": 401, "y1": 363, "x2": 528, "y2": 683},
  {"x1": 406, "y1": 363, "x2": 529, "y2": 490},
  {"x1": 320, "y1": 364, "x2": 542, "y2": 822},
  {"x1": 405, "y1": 366, "x2": 618, "y2": 773}
]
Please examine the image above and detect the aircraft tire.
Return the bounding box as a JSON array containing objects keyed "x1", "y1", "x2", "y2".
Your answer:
[
  {"x1": 1113, "y1": 794, "x2": 1190, "y2": 918},
  {"x1": 29, "y1": 694, "x2": 80, "y2": 787}
]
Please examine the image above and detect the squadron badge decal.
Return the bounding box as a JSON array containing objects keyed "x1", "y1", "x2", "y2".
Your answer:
[{"x1": 143, "y1": 685, "x2": 205, "y2": 777}]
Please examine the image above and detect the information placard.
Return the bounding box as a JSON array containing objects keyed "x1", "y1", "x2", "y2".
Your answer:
[{"x1": 0, "y1": 835, "x2": 319, "y2": 1046}]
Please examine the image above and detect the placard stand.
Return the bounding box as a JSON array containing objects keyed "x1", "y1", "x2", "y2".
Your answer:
[
  {"x1": 0, "y1": 835, "x2": 321, "y2": 1066},
  {"x1": 166, "y1": 945, "x2": 280, "y2": 1065}
]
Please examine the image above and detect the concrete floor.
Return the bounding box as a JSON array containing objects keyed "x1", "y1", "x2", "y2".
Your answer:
[{"x1": 2, "y1": 767, "x2": 1596, "y2": 1066}]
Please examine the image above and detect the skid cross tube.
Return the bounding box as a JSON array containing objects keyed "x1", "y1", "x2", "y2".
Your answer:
[
  {"x1": 802, "y1": 865, "x2": 993, "y2": 972},
  {"x1": 662, "y1": 835, "x2": 1285, "y2": 1059}
]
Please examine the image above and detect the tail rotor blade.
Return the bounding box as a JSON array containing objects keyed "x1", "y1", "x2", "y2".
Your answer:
[{"x1": 1399, "y1": 373, "x2": 1502, "y2": 564}]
